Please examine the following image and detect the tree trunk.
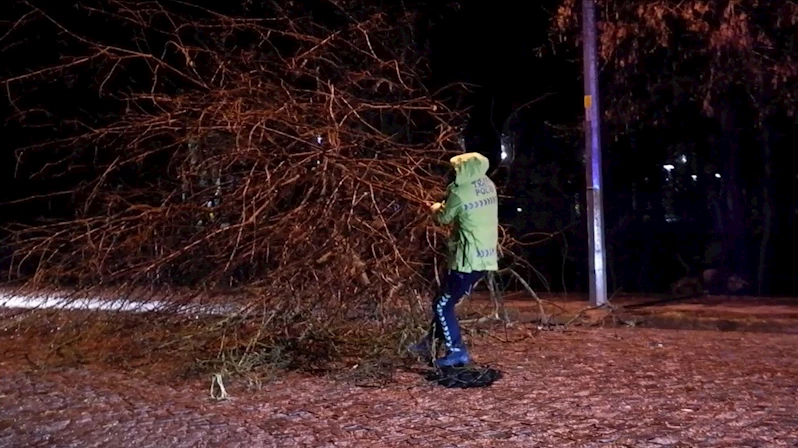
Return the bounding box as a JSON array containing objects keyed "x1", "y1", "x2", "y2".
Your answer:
[
  {"x1": 718, "y1": 101, "x2": 746, "y2": 276},
  {"x1": 757, "y1": 125, "x2": 773, "y2": 295}
]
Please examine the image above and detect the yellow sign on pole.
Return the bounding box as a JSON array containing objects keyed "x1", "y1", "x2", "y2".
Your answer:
[{"x1": 584, "y1": 95, "x2": 593, "y2": 109}]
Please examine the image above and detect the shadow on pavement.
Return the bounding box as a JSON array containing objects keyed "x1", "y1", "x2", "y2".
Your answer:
[{"x1": 420, "y1": 365, "x2": 503, "y2": 389}]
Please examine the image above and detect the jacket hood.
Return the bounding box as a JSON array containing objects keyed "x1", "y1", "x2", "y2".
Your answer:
[{"x1": 450, "y1": 152, "x2": 490, "y2": 184}]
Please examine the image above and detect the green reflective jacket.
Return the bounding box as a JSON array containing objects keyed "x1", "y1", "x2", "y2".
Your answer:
[{"x1": 432, "y1": 153, "x2": 499, "y2": 273}]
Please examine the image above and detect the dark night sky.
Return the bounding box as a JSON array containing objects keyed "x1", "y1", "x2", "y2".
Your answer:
[{"x1": 430, "y1": 1, "x2": 578, "y2": 146}]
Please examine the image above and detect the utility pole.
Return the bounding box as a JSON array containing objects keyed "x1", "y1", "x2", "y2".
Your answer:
[{"x1": 581, "y1": 0, "x2": 608, "y2": 307}]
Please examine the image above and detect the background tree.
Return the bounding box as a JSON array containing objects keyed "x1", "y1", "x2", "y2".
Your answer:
[{"x1": 552, "y1": 0, "x2": 798, "y2": 294}]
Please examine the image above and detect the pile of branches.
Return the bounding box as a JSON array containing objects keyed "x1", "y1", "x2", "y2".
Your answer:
[{"x1": 1, "y1": 0, "x2": 490, "y2": 370}]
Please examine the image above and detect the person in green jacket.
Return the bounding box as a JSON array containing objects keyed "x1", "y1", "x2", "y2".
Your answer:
[{"x1": 410, "y1": 152, "x2": 499, "y2": 368}]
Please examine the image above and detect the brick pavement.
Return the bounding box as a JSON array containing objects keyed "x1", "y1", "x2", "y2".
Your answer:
[{"x1": 2, "y1": 327, "x2": 798, "y2": 447}]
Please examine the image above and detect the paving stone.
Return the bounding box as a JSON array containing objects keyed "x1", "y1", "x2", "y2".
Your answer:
[{"x1": 1, "y1": 328, "x2": 798, "y2": 447}]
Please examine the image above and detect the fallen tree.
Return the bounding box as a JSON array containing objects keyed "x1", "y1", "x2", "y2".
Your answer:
[{"x1": 2, "y1": 0, "x2": 499, "y2": 376}]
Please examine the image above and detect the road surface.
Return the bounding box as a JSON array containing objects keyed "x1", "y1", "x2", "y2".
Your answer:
[{"x1": 2, "y1": 327, "x2": 797, "y2": 447}]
